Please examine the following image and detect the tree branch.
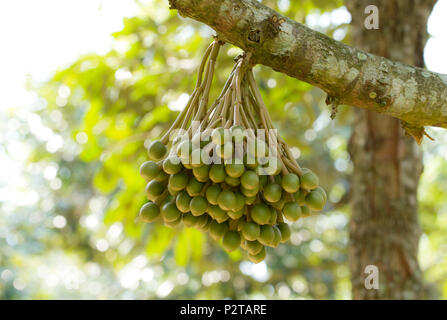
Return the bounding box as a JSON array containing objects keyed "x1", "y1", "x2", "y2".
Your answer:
[{"x1": 169, "y1": 0, "x2": 447, "y2": 130}]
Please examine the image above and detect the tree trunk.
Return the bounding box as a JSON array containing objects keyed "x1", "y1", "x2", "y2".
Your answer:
[{"x1": 346, "y1": 0, "x2": 436, "y2": 299}]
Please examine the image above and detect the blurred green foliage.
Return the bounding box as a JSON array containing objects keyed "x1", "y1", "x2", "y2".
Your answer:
[{"x1": 1, "y1": 0, "x2": 446, "y2": 299}]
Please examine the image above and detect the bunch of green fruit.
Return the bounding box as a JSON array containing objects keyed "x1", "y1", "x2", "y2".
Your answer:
[{"x1": 138, "y1": 39, "x2": 327, "y2": 263}]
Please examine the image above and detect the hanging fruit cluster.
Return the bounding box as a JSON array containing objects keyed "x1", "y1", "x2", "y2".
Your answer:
[{"x1": 139, "y1": 39, "x2": 327, "y2": 263}]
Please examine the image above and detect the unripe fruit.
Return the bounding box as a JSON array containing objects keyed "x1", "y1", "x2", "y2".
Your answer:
[
  {"x1": 182, "y1": 212, "x2": 199, "y2": 227},
  {"x1": 217, "y1": 190, "x2": 236, "y2": 211},
  {"x1": 294, "y1": 191, "x2": 306, "y2": 205},
  {"x1": 209, "y1": 164, "x2": 226, "y2": 183},
  {"x1": 301, "y1": 170, "x2": 319, "y2": 190},
  {"x1": 245, "y1": 240, "x2": 263, "y2": 255},
  {"x1": 175, "y1": 191, "x2": 191, "y2": 213},
  {"x1": 222, "y1": 231, "x2": 241, "y2": 252},
  {"x1": 186, "y1": 178, "x2": 203, "y2": 197},
  {"x1": 233, "y1": 193, "x2": 246, "y2": 212},
  {"x1": 241, "y1": 170, "x2": 259, "y2": 190},
  {"x1": 227, "y1": 207, "x2": 244, "y2": 220},
  {"x1": 140, "y1": 161, "x2": 160, "y2": 180},
  {"x1": 205, "y1": 184, "x2": 221, "y2": 205},
  {"x1": 192, "y1": 165, "x2": 209, "y2": 182},
  {"x1": 305, "y1": 190, "x2": 325, "y2": 211},
  {"x1": 196, "y1": 214, "x2": 210, "y2": 230},
  {"x1": 225, "y1": 163, "x2": 245, "y2": 178},
  {"x1": 225, "y1": 176, "x2": 240, "y2": 187},
  {"x1": 161, "y1": 202, "x2": 181, "y2": 222},
  {"x1": 165, "y1": 216, "x2": 182, "y2": 228},
  {"x1": 259, "y1": 225, "x2": 275, "y2": 246},
  {"x1": 190, "y1": 196, "x2": 208, "y2": 216},
  {"x1": 301, "y1": 205, "x2": 311, "y2": 217},
  {"x1": 248, "y1": 246, "x2": 266, "y2": 263},
  {"x1": 242, "y1": 222, "x2": 260, "y2": 241},
  {"x1": 147, "y1": 140, "x2": 167, "y2": 161},
  {"x1": 283, "y1": 202, "x2": 302, "y2": 222},
  {"x1": 155, "y1": 170, "x2": 169, "y2": 182},
  {"x1": 168, "y1": 184, "x2": 180, "y2": 197},
  {"x1": 169, "y1": 172, "x2": 189, "y2": 191},
  {"x1": 145, "y1": 180, "x2": 164, "y2": 201},
  {"x1": 245, "y1": 195, "x2": 256, "y2": 205},
  {"x1": 163, "y1": 156, "x2": 182, "y2": 175},
  {"x1": 271, "y1": 226, "x2": 281, "y2": 247},
  {"x1": 139, "y1": 202, "x2": 160, "y2": 222},
  {"x1": 250, "y1": 203, "x2": 271, "y2": 225},
  {"x1": 263, "y1": 183, "x2": 282, "y2": 203},
  {"x1": 281, "y1": 173, "x2": 300, "y2": 193},
  {"x1": 278, "y1": 223, "x2": 291, "y2": 243},
  {"x1": 209, "y1": 221, "x2": 229, "y2": 240},
  {"x1": 240, "y1": 185, "x2": 259, "y2": 198},
  {"x1": 209, "y1": 205, "x2": 228, "y2": 223},
  {"x1": 314, "y1": 186, "x2": 327, "y2": 202}
]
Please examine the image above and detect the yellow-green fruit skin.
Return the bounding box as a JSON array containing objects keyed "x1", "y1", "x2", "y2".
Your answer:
[
  {"x1": 140, "y1": 161, "x2": 160, "y2": 180},
  {"x1": 222, "y1": 231, "x2": 241, "y2": 252},
  {"x1": 139, "y1": 202, "x2": 160, "y2": 222},
  {"x1": 148, "y1": 140, "x2": 167, "y2": 161},
  {"x1": 248, "y1": 246, "x2": 266, "y2": 263},
  {"x1": 305, "y1": 190, "x2": 325, "y2": 211}
]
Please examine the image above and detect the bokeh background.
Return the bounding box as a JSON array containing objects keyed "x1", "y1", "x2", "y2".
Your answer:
[{"x1": 1, "y1": 0, "x2": 447, "y2": 299}]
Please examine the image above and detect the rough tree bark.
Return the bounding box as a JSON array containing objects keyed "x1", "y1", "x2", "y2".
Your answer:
[
  {"x1": 346, "y1": 0, "x2": 436, "y2": 299},
  {"x1": 169, "y1": 0, "x2": 447, "y2": 137}
]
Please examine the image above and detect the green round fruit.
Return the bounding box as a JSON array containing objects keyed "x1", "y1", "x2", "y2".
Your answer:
[
  {"x1": 301, "y1": 170, "x2": 319, "y2": 190},
  {"x1": 227, "y1": 207, "x2": 244, "y2": 220},
  {"x1": 145, "y1": 180, "x2": 164, "y2": 201},
  {"x1": 139, "y1": 161, "x2": 160, "y2": 180},
  {"x1": 301, "y1": 205, "x2": 311, "y2": 217},
  {"x1": 225, "y1": 176, "x2": 240, "y2": 187},
  {"x1": 305, "y1": 189, "x2": 325, "y2": 211},
  {"x1": 240, "y1": 185, "x2": 259, "y2": 198},
  {"x1": 225, "y1": 163, "x2": 245, "y2": 178},
  {"x1": 168, "y1": 184, "x2": 180, "y2": 196},
  {"x1": 278, "y1": 223, "x2": 291, "y2": 243},
  {"x1": 175, "y1": 191, "x2": 191, "y2": 213},
  {"x1": 209, "y1": 220, "x2": 229, "y2": 240},
  {"x1": 147, "y1": 140, "x2": 167, "y2": 161},
  {"x1": 162, "y1": 156, "x2": 182, "y2": 175},
  {"x1": 222, "y1": 231, "x2": 241, "y2": 252},
  {"x1": 283, "y1": 202, "x2": 302, "y2": 222},
  {"x1": 233, "y1": 193, "x2": 246, "y2": 212},
  {"x1": 263, "y1": 183, "x2": 282, "y2": 203},
  {"x1": 209, "y1": 205, "x2": 228, "y2": 223},
  {"x1": 139, "y1": 202, "x2": 160, "y2": 222},
  {"x1": 248, "y1": 246, "x2": 266, "y2": 264},
  {"x1": 217, "y1": 190, "x2": 236, "y2": 211},
  {"x1": 271, "y1": 197, "x2": 285, "y2": 210},
  {"x1": 250, "y1": 203, "x2": 271, "y2": 225},
  {"x1": 205, "y1": 184, "x2": 221, "y2": 205},
  {"x1": 161, "y1": 202, "x2": 181, "y2": 222},
  {"x1": 245, "y1": 195, "x2": 256, "y2": 205},
  {"x1": 314, "y1": 186, "x2": 327, "y2": 202},
  {"x1": 190, "y1": 196, "x2": 208, "y2": 216},
  {"x1": 259, "y1": 175, "x2": 268, "y2": 188},
  {"x1": 245, "y1": 240, "x2": 263, "y2": 255},
  {"x1": 182, "y1": 212, "x2": 199, "y2": 227},
  {"x1": 196, "y1": 214, "x2": 210, "y2": 230},
  {"x1": 269, "y1": 208, "x2": 278, "y2": 225},
  {"x1": 259, "y1": 225, "x2": 275, "y2": 246},
  {"x1": 192, "y1": 165, "x2": 209, "y2": 182},
  {"x1": 169, "y1": 172, "x2": 189, "y2": 191},
  {"x1": 294, "y1": 191, "x2": 306, "y2": 205},
  {"x1": 165, "y1": 216, "x2": 181, "y2": 228},
  {"x1": 211, "y1": 127, "x2": 230, "y2": 145},
  {"x1": 241, "y1": 170, "x2": 259, "y2": 190},
  {"x1": 242, "y1": 222, "x2": 260, "y2": 241},
  {"x1": 209, "y1": 164, "x2": 226, "y2": 183},
  {"x1": 271, "y1": 226, "x2": 281, "y2": 247},
  {"x1": 186, "y1": 178, "x2": 203, "y2": 197},
  {"x1": 281, "y1": 173, "x2": 300, "y2": 193},
  {"x1": 155, "y1": 170, "x2": 169, "y2": 182}
]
